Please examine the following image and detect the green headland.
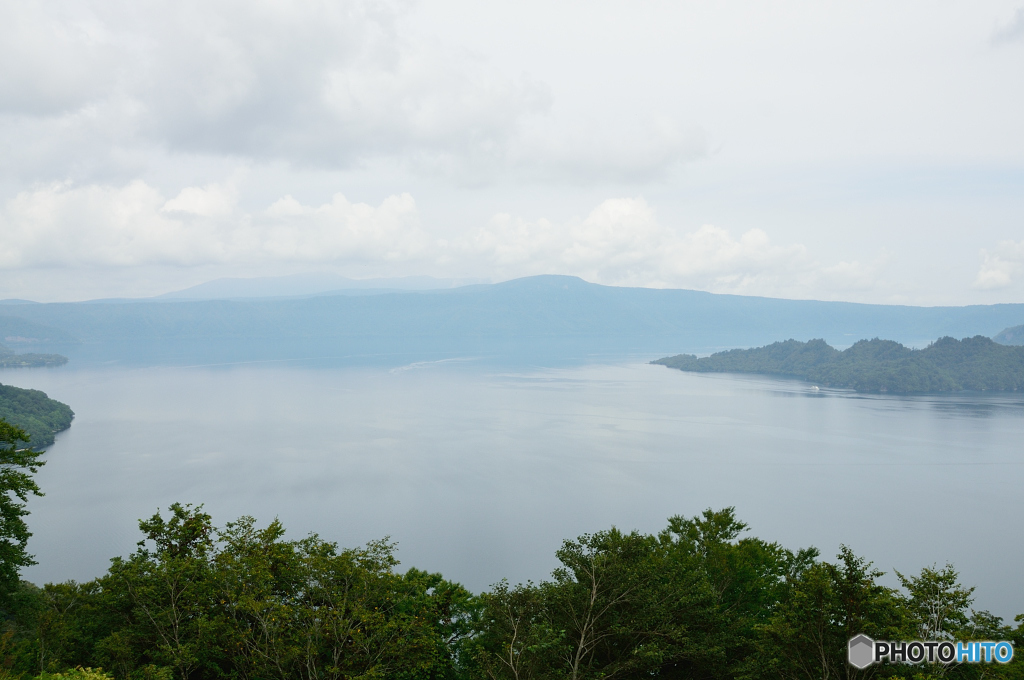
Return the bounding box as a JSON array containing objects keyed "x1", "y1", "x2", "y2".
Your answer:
[{"x1": 653, "y1": 335, "x2": 1024, "y2": 393}]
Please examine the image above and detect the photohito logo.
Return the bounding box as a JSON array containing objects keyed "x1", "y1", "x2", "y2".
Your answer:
[{"x1": 848, "y1": 635, "x2": 1014, "y2": 669}]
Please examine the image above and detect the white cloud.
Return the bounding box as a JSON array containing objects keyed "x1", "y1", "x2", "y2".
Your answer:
[
  {"x1": 0, "y1": 181, "x2": 890, "y2": 301},
  {"x1": 818, "y1": 254, "x2": 892, "y2": 292},
  {"x1": 0, "y1": 180, "x2": 429, "y2": 269},
  {"x1": 0, "y1": 181, "x2": 203, "y2": 268},
  {"x1": 257, "y1": 192, "x2": 429, "y2": 262},
  {"x1": 0, "y1": 1, "x2": 1020, "y2": 304},
  {"x1": 458, "y1": 197, "x2": 886, "y2": 298},
  {"x1": 163, "y1": 183, "x2": 238, "y2": 218},
  {"x1": 974, "y1": 241, "x2": 1024, "y2": 289}
]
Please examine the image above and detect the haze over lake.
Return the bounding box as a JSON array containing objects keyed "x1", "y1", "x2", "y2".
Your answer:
[{"x1": 7, "y1": 359, "x2": 1023, "y2": 620}]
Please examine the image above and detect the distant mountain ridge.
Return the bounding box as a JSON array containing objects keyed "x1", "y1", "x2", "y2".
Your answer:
[
  {"x1": 994, "y1": 324, "x2": 1024, "y2": 346},
  {"x1": 157, "y1": 273, "x2": 487, "y2": 300},
  {"x1": 653, "y1": 335, "x2": 1024, "y2": 393},
  {"x1": 1, "y1": 275, "x2": 1023, "y2": 366},
  {"x1": 0, "y1": 315, "x2": 78, "y2": 344}
]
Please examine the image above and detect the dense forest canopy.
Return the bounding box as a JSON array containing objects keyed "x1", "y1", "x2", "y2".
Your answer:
[
  {"x1": 653, "y1": 335, "x2": 1024, "y2": 393},
  {"x1": 0, "y1": 504, "x2": 1019, "y2": 680},
  {"x1": 0, "y1": 383, "x2": 74, "y2": 447}
]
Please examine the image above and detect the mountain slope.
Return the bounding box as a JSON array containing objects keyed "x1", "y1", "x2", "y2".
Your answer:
[
  {"x1": 4, "y1": 276, "x2": 1024, "y2": 365},
  {"x1": 994, "y1": 324, "x2": 1024, "y2": 345}
]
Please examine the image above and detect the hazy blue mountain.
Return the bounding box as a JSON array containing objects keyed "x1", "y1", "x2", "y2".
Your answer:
[
  {"x1": 0, "y1": 315, "x2": 78, "y2": 344},
  {"x1": 157, "y1": 273, "x2": 487, "y2": 300},
  {"x1": 994, "y1": 324, "x2": 1024, "y2": 345},
  {"x1": 4, "y1": 275, "x2": 1024, "y2": 366}
]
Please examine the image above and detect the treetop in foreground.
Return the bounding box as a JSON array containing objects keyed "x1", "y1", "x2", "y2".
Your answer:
[
  {"x1": 1, "y1": 504, "x2": 1021, "y2": 680},
  {"x1": 653, "y1": 335, "x2": 1024, "y2": 393},
  {"x1": 0, "y1": 419, "x2": 45, "y2": 600}
]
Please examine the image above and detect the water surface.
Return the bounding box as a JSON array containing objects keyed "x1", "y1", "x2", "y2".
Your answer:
[{"x1": 5, "y1": 361, "x2": 1022, "y2": 619}]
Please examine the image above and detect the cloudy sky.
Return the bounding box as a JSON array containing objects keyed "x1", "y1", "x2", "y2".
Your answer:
[{"x1": 2, "y1": 0, "x2": 1023, "y2": 304}]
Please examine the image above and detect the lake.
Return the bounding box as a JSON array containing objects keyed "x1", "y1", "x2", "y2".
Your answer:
[{"x1": 4, "y1": 359, "x2": 1023, "y2": 620}]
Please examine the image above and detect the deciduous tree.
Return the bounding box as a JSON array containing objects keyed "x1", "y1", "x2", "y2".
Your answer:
[{"x1": 0, "y1": 419, "x2": 46, "y2": 600}]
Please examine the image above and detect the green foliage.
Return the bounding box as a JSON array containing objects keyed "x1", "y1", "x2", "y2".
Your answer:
[
  {"x1": 657, "y1": 339, "x2": 839, "y2": 377},
  {"x1": 896, "y1": 564, "x2": 974, "y2": 641},
  {"x1": 1, "y1": 504, "x2": 476, "y2": 680},
  {"x1": 473, "y1": 510, "x2": 1022, "y2": 680},
  {"x1": 477, "y1": 509, "x2": 845, "y2": 680},
  {"x1": 752, "y1": 546, "x2": 909, "y2": 680},
  {"x1": 0, "y1": 506, "x2": 1020, "y2": 680},
  {"x1": 31, "y1": 668, "x2": 113, "y2": 680},
  {"x1": 0, "y1": 385, "x2": 74, "y2": 449},
  {"x1": 654, "y1": 335, "x2": 1024, "y2": 393},
  {"x1": 0, "y1": 420, "x2": 45, "y2": 600}
]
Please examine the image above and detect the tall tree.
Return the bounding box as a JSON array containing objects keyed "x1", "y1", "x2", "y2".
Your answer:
[
  {"x1": 475, "y1": 580, "x2": 559, "y2": 680},
  {"x1": 0, "y1": 418, "x2": 46, "y2": 600},
  {"x1": 101, "y1": 503, "x2": 220, "y2": 680},
  {"x1": 896, "y1": 564, "x2": 973, "y2": 642},
  {"x1": 753, "y1": 546, "x2": 908, "y2": 680}
]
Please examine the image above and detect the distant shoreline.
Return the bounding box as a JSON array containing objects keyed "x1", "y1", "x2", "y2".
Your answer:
[
  {"x1": 653, "y1": 335, "x2": 1024, "y2": 394},
  {"x1": 0, "y1": 340, "x2": 68, "y2": 369}
]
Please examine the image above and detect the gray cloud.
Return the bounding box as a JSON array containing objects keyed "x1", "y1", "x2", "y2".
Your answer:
[
  {"x1": 1, "y1": 1, "x2": 1023, "y2": 305},
  {"x1": 992, "y1": 6, "x2": 1024, "y2": 44},
  {"x1": 0, "y1": 0, "x2": 704, "y2": 184},
  {"x1": 127, "y1": 1, "x2": 550, "y2": 165},
  {"x1": 0, "y1": 2, "x2": 120, "y2": 116},
  {"x1": 0, "y1": 0, "x2": 552, "y2": 177}
]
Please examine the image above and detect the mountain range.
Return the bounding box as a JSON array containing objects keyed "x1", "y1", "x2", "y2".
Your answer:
[{"x1": 0, "y1": 276, "x2": 1022, "y2": 367}]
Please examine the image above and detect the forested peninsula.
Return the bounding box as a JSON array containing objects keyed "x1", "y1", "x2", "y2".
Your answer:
[
  {"x1": 653, "y1": 335, "x2": 1024, "y2": 393},
  {"x1": 0, "y1": 342, "x2": 68, "y2": 368},
  {"x1": 0, "y1": 383, "x2": 74, "y2": 447}
]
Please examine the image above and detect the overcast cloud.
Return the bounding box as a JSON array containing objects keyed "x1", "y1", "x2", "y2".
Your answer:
[{"x1": 1, "y1": 0, "x2": 1023, "y2": 303}]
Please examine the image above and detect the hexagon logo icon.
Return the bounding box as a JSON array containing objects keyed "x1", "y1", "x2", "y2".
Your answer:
[{"x1": 848, "y1": 634, "x2": 875, "y2": 669}]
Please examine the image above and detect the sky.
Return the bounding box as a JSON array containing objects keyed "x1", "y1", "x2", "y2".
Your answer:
[{"x1": 2, "y1": 0, "x2": 1024, "y2": 305}]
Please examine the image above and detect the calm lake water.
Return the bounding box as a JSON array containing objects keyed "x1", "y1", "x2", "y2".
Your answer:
[{"x1": 4, "y1": 361, "x2": 1023, "y2": 619}]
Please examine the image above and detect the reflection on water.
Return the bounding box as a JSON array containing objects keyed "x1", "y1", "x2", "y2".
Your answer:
[
  {"x1": 755, "y1": 374, "x2": 1024, "y2": 420},
  {"x1": 3, "y1": 362, "x2": 1022, "y2": 621},
  {"x1": 924, "y1": 396, "x2": 1024, "y2": 419}
]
